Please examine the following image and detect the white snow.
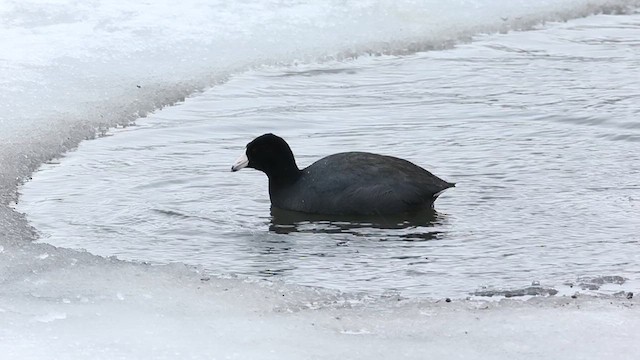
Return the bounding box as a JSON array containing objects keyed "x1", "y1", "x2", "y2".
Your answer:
[
  {"x1": 2, "y1": 1, "x2": 640, "y2": 358},
  {"x1": 1, "y1": 242, "x2": 638, "y2": 359}
]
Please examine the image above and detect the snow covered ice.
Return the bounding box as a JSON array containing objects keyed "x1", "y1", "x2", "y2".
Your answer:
[
  {"x1": 1, "y1": 242, "x2": 639, "y2": 359},
  {"x1": 2, "y1": 0, "x2": 640, "y2": 358}
]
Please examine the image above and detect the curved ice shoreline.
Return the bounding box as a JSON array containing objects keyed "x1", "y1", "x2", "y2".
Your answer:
[
  {"x1": 3, "y1": 1, "x2": 639, "y2": 240},
  {"x1": 3, "y1": 1, "x2": 640, "y2": 358},
  {"x1": 3, "y1": 0, "x2": 640, "y2": 206},
  {"x1": 1, "y1": 241, "x2": 638, "y2": 359}
]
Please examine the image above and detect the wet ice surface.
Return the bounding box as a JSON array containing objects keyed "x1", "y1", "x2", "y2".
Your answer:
[
  {"x1": 1, "y1": 240, "x2": 639, "y2": 360},
  {"x1": 19, "y1": 14, "x2": 640, "y2": 299},
  {"x1": 3, "y1": 5, "x2": 640, "y2": 359}
]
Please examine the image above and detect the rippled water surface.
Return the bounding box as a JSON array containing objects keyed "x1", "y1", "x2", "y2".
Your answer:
[{"x1": 20, "y1": 14, "x2": 640, "y2": 298}]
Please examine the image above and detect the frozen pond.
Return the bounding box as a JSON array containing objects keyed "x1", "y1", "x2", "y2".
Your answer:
[{"x1": 20, "y1": 13, "x2": 640, "y2": 299}]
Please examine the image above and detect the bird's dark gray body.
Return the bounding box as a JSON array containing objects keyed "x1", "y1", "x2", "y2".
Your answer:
[{"x1": 269, "y1": 152, "x2": 453, "y2": 215}]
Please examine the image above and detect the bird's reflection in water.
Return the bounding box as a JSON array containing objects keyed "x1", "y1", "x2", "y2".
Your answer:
[{"x1": 269, "y1": 207, "x2": 444, "y2": 241}]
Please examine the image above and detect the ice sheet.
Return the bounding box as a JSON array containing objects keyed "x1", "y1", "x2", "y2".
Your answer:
[
  {"x1": 3, "y1": 1, "x2": 640, "y2": 358},
  {"x1": 1, "y1": 242, "x2": 638, "y2": 359}
]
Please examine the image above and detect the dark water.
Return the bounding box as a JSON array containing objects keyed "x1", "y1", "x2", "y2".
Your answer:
[{"x1": 19, "y1": 13, "x2": 640, "y2": 299}]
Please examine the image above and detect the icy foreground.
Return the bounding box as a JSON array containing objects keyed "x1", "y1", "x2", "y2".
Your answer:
[{"x1": 1, "y1": 242, "x2": 637, "y2": 359}]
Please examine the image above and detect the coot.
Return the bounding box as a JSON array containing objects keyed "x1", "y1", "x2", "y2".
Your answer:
[{"x1": 231, "y1": 134, "x2": 454, "y2": 215}]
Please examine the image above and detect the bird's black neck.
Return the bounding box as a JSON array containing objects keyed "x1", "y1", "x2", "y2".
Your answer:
[{"x1": 266, "y1": 164, "x2": 302, "y2": 188}]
